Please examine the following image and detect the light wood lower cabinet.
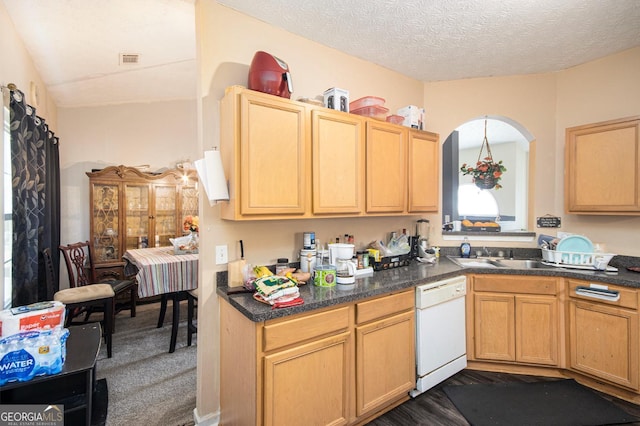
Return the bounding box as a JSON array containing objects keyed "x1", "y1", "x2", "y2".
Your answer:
[
  {"x1": 263, "y1": 332, "x2": 351, "y2": 426},
  {"x1": 470, "y1": 275, "x2": 559, "y2": 366},
  {"x1": 567, "y1": 280, "x2": 639, "y2": 390},
  {"x1": 220, "y1": 289, "x2": 414, "y2": 426},
  {"x1": 355, "y1": 292, "x2": 415, "y2": 418}
]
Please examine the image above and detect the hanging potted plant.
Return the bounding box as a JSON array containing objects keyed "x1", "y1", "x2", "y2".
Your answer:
[
  {"x1": 459, "y1": 119, "x2": 507, "y2": 190},
  {"x1": 460, "y1": 157, "x2": 507, "y2": 189}
]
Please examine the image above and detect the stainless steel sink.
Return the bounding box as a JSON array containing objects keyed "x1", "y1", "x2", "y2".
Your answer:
[
  {"x1": 447, "y1": 256, "x2": 505, "y2": 268},
  {"x1": 494, "y1": 258, "x2": 549, "y2": 269},
  {"x1": 448, "y1": 256, "x2": 550, "y2": 270}
]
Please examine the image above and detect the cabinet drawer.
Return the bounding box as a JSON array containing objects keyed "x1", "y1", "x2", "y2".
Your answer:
[
  {"x1": 568, "y1": 280, "x2": 638, "y2": 310},
  {"x1": 263, "y1": 306, "x2": 350, "y2": 352},
  {"x1": 356, "y1": 290, "x2": 414, "y2": 324},
  {"x1": 474, "y1": 275, "x2": 558, "y2": 295}
]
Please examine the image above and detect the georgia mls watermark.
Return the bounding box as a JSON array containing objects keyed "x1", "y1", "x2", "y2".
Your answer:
[{"x1": 0, "y1": 405, "x2": 63, "y2": 426}]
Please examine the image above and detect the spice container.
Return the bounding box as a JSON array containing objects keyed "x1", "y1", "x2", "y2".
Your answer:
[{"x1": 276, "y1": 258, "x2": 289, "y2": 275}]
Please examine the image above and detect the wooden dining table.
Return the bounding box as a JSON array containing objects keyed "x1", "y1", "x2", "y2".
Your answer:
[{"x1": 123, "y1": 246, "x2": 198, "y2": 353}]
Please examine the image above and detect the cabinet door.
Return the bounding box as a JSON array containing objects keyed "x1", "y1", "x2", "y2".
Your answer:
[
  {"x1": 474, "y1": 293, "x2": 515, "y2": 361},
  {"x1": 356, "y1": 310, "x2": 415, "y2": 417},
  {"x1": 263, "y1": 332, "x2": 351, "y2": 426},
  {"x1": 124, "y1": 183, "x2": 151, "y2": 250},
  {"x1": 153, "y1": 184, "x2": 178, "y2": 247},
  {"x1": 90, "y1": 182, "x2": 121, "y2": 264},
  {"x1": 312, "y1": 110, "x2": 365, "y2": 214},
  {"x1": 408, "y1": 130, "x2": 439, "y2": 212},
  {"x1": 239, "y1": 91, "x2": 307, "y2": 215},
  {"x1": 366, "y1": 121, "x2": 407, "y2": 213},
  {"x1": 566, "y1": 116, "x2": 640, "y2": 213},
  {"x1": 516, "y1": 295, "x2": 558, "y2": 366},
  {"x1": 569, "y1": 300, "x2": 639, "y2": 390}
]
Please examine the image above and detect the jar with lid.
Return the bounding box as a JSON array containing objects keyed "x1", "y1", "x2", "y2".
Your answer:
[{"x1": 276, "y1": 258, "x2": 289, "y2": 275}]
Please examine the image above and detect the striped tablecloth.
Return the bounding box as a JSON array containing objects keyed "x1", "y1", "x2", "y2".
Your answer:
[{"x1": 123, "y1": 247, "x2": 198, "y2": 298}]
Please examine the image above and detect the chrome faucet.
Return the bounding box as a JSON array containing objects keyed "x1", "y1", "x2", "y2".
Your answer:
[{"x1": 482, "y1": 247, "x2": 491, "y2": 257}]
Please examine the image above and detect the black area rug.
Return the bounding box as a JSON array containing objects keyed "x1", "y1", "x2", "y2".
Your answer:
[{"x1": 443, "y1": 379, "x2": 638, "y2": 426}]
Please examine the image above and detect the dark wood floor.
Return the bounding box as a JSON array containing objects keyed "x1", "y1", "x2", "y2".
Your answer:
[{"x1": 366, "y1": 369, "x2": 640, "y2": 426}]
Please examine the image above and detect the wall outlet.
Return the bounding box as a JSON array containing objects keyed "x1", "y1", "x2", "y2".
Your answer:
[{"x1": 215, "y1": 245, "x2": 228, "y2": 265}]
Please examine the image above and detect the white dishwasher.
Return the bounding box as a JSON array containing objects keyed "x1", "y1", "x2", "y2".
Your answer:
[{"x1": 411, "y1": 275, "x2": 467, "y2": 397}]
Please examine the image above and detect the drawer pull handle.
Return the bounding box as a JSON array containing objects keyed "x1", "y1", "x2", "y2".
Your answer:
[{"x1": 575, "y1": 286, "x2": 620, "y2": 302}]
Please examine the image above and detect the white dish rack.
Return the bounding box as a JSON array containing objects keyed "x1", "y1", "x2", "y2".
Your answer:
[{"x1": 541, "y1": 248, "x2": 615, "y2": 270}]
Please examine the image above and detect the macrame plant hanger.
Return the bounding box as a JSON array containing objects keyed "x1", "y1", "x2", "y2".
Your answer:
[
  {"x1": 477, "y1": 118, "x2": 494, "y2": 165},
  {"x1": 474, "y1": 118, "x2": 498, "y2": 189}
]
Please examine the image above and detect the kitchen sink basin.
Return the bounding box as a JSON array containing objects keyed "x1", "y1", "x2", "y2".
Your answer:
[
  {"x1": 447, "y1": 256, "x2": 504, "y2": 268},
  {"x1": 494, "y1": 258, "x2": 549, "y2": 269},
  {"x1": 448, "y1": 256, "x2": 550, "y2": 270}
]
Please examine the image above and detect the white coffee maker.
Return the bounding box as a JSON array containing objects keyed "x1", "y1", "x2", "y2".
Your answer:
[{"x1": 328, "y1": 243, "x2": 356, "y2": 284}]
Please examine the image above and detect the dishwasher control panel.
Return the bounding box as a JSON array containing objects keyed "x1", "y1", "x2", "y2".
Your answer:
[{"x1": 416, "y1": 276, "x2": 467, "y2": 309}]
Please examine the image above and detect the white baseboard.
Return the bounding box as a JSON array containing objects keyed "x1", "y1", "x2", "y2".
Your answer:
[{"x1": 193, "y1": 407, "x2": 220, "y2": 426}]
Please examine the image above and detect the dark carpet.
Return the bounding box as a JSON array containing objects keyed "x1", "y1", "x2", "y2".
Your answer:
[{"x1": 443, "y1": 379, "x2": 639, "y2": 426}]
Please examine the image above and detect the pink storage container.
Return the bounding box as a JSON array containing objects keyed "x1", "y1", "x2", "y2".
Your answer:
[
  {"x1": 386, "y1": 115, "x2": 404, "y2": 125},
  {"x1": 349, "y1": 96, "x2": 385, "y2": 111},
  {"x1": 350, "y1": 105, "x2": 389, "y2": 120}
]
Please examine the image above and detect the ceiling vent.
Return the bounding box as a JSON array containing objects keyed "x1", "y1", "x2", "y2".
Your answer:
[{"x1": 119, "y1": 53, "x2": 140, "y2": 65}]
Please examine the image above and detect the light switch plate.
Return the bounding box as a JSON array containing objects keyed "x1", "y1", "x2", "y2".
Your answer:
[{"x1": 216, "y1": 245, "x2": 228, "y2": 265}]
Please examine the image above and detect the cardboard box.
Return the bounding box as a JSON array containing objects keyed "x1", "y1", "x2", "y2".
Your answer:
[
  {"x1": 397, "y1": 105, "x2": 425, "y2": 130},
  {"x1": 0, "y1": 301, "x2": 65, "y2": 338},
  {"x1": 323, "y1": 87, "x2": 349, "y2": 112}
]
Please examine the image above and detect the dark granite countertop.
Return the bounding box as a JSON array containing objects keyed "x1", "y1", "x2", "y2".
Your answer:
[{"x1": 217, "y1": 255, "x2": 640, "y2": 323}]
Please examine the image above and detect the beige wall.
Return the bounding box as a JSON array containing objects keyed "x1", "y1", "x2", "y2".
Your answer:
[
  {"x1": 555, "y1": 48, "x2": 640, "y2": 252},
  {"x1": 423, "y1": 47, "x2": 640, "y2": 255}
]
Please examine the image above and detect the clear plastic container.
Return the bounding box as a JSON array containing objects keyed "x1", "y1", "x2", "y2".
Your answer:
[
  {"x1": 350, "y1": 105, "x2": 389, "y2": 120},
  {"x1": 349, "y1": 96, "x2": 385, "y2": 111}
]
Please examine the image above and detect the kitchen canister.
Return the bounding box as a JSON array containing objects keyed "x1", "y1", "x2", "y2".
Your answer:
[
  {"x1": 314, "y1": 265, "x2": 336, "y2": 287},
  {"x1": 300, "y1": 249, "x2": 316, "y2": 273}
]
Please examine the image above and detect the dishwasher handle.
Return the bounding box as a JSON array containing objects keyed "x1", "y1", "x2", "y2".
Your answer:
[{"x1": 575, "y1": 286, "x2": 620, "y2": 302}]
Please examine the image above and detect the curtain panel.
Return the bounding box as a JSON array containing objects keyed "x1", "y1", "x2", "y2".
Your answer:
[{"x1": 9, "y1": 89, "x2": 61, "y2": 306}]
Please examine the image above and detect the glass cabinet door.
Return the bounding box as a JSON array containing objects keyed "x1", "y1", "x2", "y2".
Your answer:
[
  {"x1": 124, "y1": 184, "x2": 150, "y2": 250},
  {"x1": 181, "y1": 184, "x2": 199, "y2": 234},
  {"x1": 154, "y1": 185, "x2": 177, "y2": 246},
  {"x1": 91, "y1": 183, "x2": 120, "y2": 262}
]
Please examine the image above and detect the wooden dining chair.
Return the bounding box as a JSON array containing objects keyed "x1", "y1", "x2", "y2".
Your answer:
[
  {"x1": 43, "y1": 247, "x2": 114, "y2": 358},
  {"x1": 59, "y1": 241, "x2": 137, "y2": 328},
  {"x1": 187, "y1": 288, "x2": 198, "y2": 346}
]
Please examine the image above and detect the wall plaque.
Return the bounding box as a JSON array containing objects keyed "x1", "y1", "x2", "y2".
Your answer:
[{"x1": 536, "y1": 216, "x2": 561, "y2": 228}]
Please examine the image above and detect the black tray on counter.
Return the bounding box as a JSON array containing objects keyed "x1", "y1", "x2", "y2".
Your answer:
[{"x1": 370, "y1": 253, "x2": 412, "y2": 271}]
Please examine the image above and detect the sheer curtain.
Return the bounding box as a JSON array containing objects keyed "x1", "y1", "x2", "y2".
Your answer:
[{"x1": 9, "y1": 88, "x2": 61, "y2": 306}]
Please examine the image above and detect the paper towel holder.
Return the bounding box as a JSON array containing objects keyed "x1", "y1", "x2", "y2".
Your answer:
[{"x1": 194, "y1": 148, "x2": 229, "y2": 206}]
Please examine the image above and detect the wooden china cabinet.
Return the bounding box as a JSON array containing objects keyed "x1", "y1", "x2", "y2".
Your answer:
[{"x1": 86, "y1": 165, "x2": 198, "y2": 280}]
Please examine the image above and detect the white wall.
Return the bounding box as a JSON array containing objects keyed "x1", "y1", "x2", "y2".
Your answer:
[{"x1": 55, "y1": 99, "x2": 197, "y2": 287}]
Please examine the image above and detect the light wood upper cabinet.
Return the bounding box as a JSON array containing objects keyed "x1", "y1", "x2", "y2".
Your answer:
[
  {"x1": 220, "y1": 86, "x2": 439, "y2": 219},
  {"x1": 565, "y1": 116, "x2": 640, "y2": 214},
  {"x1": 312, "y1": 110, "x2": 365, "y2": 214},
  {"x1": 366, "y1": 121, "x2": 407, "y2": 213},
  {"x1": 408, "y1": 129, "x2": 439, "y2": 213},
  {"x1": 221, "y1": 86, "x2": 309, "y2": 220}
]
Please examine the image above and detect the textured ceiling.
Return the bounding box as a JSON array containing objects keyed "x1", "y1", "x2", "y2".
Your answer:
[
  {"x1": 3, "y1": 0, "x2": 639, "y2": 108},
  {"x1": 219, "y1": 0, "x2": 640, "y2": 82}
]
